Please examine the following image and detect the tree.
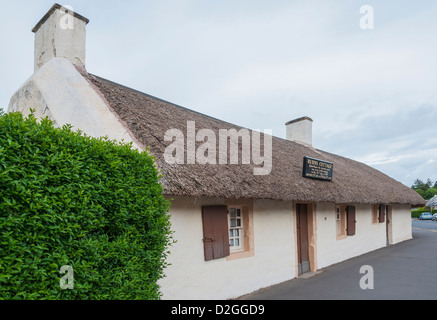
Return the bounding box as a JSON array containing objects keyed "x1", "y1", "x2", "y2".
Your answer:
[
  {"x1": 426, "y1": 178, "x2": 433, "y2": 190},
  {"x1": 424, "y1": 188, "x2": 437, "y2": 200},
  {"x1": 415, "y1": 188, "x2": 425, "y2": 199},
  {"x1": 412, "y1": 179, "x2": 429, "y2": 193},
  {"x1": 412, "y1": 179, "x2": 425, "y2": 190}
]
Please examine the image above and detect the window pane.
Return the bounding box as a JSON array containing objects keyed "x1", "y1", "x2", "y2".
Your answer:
[
  {"x1": 236, "y1": 219, "x2": 241, "y2": 227},
  {"x1": 230, "y1": 239, "x2": 234, "y2": 246},
  {"x1": 237, "y1": 209, "x2": 241, "y2": 217},
  {"x1": 230, "y1": 219, "x2": 236, "y2": 227},
  {"x1": 230, "y1": 208, "x2": 236, "y2": 218},
  {"x1": 235, "y1": 229, "x2": 239, "y2": 237},
  {"x1": 230, "y1": 230, "x2": 233, "y2": 237},
  {"x1": 235, "y1": 239, "x2": 239, "y2": 246}
]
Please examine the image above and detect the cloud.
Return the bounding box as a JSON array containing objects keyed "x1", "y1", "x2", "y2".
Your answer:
[
  {"x1": 2, "y1": 0, "x2": 437, "y2": 188},
  {"x1": 314, "y1": 103, "x2": 437, "y2": 186}
]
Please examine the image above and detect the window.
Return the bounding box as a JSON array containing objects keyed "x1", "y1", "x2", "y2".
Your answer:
[
  {"x1": 336, "y1": 205, "x2": 356, "y2": 238},
  {"x1": 372, "y1": 204, "x2": 387, "y2": 224},
  {"x1": 229, "y1": 207, "x2": 243, "y2": 251},
  {"x1": 201, "y1": 202, "x2": 254, "y2": 261},
  {"x1": 336, "y1": 205, "x2": 346, "y2": 238}
]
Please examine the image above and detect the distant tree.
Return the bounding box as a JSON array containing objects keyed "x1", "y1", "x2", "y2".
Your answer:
[
  {"x1": 411, "y1": 178, "x2": 437, "y2": 200},
  {"x1": 426, "y1": 178, "x2": 433, "y2": 190},
  {"x1": 412, "y1": 179, "x2": 427, "y2": 191},
  {"x1": 415, "y1": 188, "x2": 425, "y2": 199},
  {"x1": 424, "y1": 188, "x2": 437, "y2": 200}
]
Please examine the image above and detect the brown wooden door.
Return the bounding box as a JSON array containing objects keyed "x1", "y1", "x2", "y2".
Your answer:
[
  {"x1": 346, "y1": 206, "x2": 356, "y2": 236},
  {"x1": 386, "y1": 205, "x2": 391, "y2": 245},
  {"x1": 296, "y1": 204, "x2": 310, "y2": 275}
]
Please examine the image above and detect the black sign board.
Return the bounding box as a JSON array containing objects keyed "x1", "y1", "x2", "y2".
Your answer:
[{"x1": 303, "y1": 157, "x2": 333, "y2": 181}]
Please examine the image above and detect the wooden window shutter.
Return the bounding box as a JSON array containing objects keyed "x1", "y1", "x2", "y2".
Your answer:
[
  {"x1": 379, "y1": 204, "x2": 386, "y2": 223},
  {"x1": 202, "y1": 206, "x2": 230, "y2": 261},
  {"x1": 346, "y1": 206, "x2": 356, "y2": 236}
]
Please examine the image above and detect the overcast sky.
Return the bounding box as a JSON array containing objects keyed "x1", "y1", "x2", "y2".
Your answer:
[{"x1": 1, "y1": 0, "x2": 436, "y2": 188}]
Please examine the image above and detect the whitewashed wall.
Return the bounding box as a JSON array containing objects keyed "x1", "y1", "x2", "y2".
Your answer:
[
  {"x1": 315, "y1": 203, "x2": 387, "y2": 269},
  {"x1": 160, "y1": 199, "x2": 413, "y2": 299},
  {"x1": 158, "y1": 197, "x2": 296, "y2": 300},
  {"x1": 8, "y1": 58, "x2": 141, "y2": 150},
  {"x1": 390, "y1": 204, "x2": 413, "y2": 244}
]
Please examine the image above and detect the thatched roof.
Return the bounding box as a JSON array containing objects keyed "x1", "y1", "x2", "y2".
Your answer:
[{"x1": 82, "y1": 72, "x2": 424, "y2": 206}]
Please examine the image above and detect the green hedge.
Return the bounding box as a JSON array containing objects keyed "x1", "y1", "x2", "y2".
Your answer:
[
  {"x1": 0, "y1": 111, "x2": 172, "y2": 300},
  {"x1": 411, "y1": 208, "x2": 437, "y2": 218}
]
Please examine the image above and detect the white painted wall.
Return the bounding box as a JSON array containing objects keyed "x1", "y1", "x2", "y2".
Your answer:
[
  {"x1": 253, "y1": 199, "x2": 297, "y2": 286},
  {"x1": 160, "y1": 200, "x2": 413, "y2": 299},
  {"x1": 33, "y1": 7, "x2": 87, "y2": 71},
  {"x1": 286, "y1": 118, "x2": 313, "y2": 145},
  {"x1": 315, "y1": 203, "x2": 387, "y2": 269},
  {"x1": 390, "y1": 204, "x2": 413, "y2": 244},
  {"x1": 8, "y1": 58, "x2": 141, "y2": 150},
  {"x1": 158, "y1": 197, "x2": 296, "y2": 300}
]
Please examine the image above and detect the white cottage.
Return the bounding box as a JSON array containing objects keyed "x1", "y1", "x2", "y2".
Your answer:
[{"x1": 9, "y1": 4, "x2": 425, "y2": 300}]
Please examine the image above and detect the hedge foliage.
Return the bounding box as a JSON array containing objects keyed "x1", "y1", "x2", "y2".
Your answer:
[
  {"x1": 0, "y1": 111, "x2": 172, "y2": 300},
  {"x1": 411, "y1": 208, "x2": 437, "y2": 219}
]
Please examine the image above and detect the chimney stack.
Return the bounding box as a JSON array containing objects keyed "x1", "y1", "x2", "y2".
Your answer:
[
  {"x1": 32, "y1": 3, "x2": 89, "y2": 71},
  {"x1": 285, "y1": 116, "x2": 313, "y2": 146}
]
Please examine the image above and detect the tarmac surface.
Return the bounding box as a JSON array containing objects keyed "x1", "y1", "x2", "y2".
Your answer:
[{"x1": 239, "y1": 221, "x2": 437, "y2": 300}]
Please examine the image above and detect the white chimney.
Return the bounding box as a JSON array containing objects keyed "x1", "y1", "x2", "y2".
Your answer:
[
  {"x1": 285, "y1": 116, "x2": 313, "y2": 146},
  {"x1": 32, "y1": 3, "x2": 89, "y2": 71}
]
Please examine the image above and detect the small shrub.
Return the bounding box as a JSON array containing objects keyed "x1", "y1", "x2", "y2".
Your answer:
[
  {"x1": 0, "y1": 111, "x2": 172, "y2": 300},
  {"x1": 411, "y1": 208, "x2": 437, "y2": 218}
]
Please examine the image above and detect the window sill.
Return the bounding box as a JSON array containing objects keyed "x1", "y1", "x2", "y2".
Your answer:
[
  {"x1": 226, "y1": 249, "x2": 255, "y2": 261},
  {"x1": 336, "y1": 234, "x2": 347, "y2": 240}
]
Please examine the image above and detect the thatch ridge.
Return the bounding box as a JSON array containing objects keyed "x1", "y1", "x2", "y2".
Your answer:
[{"x1": 82, "y1": 72, "x2": 425, "y2": 206}]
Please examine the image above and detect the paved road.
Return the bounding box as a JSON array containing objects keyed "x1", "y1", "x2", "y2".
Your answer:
[
  {"x1": 240, "y1": 221, "x2": 437, "y2": 300},
  {"x1": 413, "y1": 218, "x2": 437, "y2": 231}
]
